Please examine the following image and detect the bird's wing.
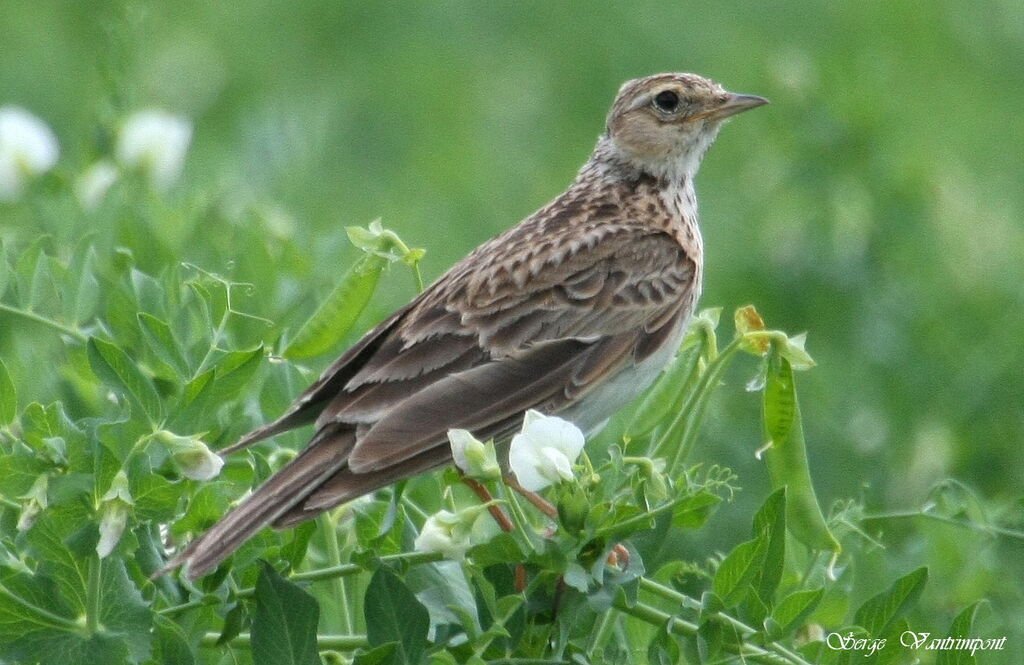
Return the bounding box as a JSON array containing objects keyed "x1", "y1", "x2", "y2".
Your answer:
[{"x1": 331, "y1": 221, "x2": 698, "y2": 472}]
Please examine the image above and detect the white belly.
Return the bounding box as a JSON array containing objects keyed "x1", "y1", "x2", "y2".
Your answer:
[{"x1": 558, "y1": 312, "x2": 692, "y2": 435}]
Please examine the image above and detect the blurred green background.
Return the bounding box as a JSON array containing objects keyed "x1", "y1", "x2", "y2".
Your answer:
[{"x1": 3, "y1": 0, "x2": 1022, "y2": 642}]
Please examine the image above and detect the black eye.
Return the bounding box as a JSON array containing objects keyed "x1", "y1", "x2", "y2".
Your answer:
[{"x1": 653, "y1": 90, "x2": 680, "y2": 113}]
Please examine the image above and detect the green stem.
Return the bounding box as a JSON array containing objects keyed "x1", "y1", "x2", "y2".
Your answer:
[
  {"x1": 502, "y1": 485, "x2": 539, "y2": 553},
  {"x1": 0, "y1": 494, "x2": 22, "y2": 510},
  {"x1": 192, "y1": 311, "x2": 229, "y2": 379},
  {"x1": 592, "y1": 493, "x2": 682, "y2": 539},
  {"x1": 637, "y1": 577, "x2": 812, "y2": 665},
  {"x1": 160, "y1": 551, "x2": 446, "y2": 617},
  {"x1": 862, "y1": 510, "x2": 1024, "y2": 540},
  {"x1": 85, "y1": 556, "x2": 102, "y2": 634},
  {"x1": 199, "y1": 632, "x2": 369, "y2": 650},
  {"x1": 661, "y1": 339, "x2": 743, "y2": 473},
  {"x1": 586, "y1": 608, "x2": 618, "y2": 659},
  {"x1": 318, "y1": 513, "x2": 352, "y2": 634},
  {"x1": 411, "y1": 263, "x2": 425, "y2": 293},
  {"x1": 237, "y1": 551, "x2": 444, "y2": 599},
  {"x1": 612, "y1": 597, "x2": 798, "y2": 665},
  {"x1": 158, "y1": 598, "x2": 208, "y2": 616},
  {"x1": 0, "y1": 302, "x2": 88, "y2": 342}
]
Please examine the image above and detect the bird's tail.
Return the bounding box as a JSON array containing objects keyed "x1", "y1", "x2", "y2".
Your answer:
[{"x1": 154, "y1": 430, "x2": 354, "y2": 580}]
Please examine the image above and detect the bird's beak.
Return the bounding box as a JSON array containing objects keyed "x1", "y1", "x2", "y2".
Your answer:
[{"x1": 690, "y1": 93, "x2": 769, "y2": 121}]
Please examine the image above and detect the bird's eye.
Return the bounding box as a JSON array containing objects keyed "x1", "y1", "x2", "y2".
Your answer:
[{"x1": 653, "y1": 90, "x2": 680, "y2": 113}]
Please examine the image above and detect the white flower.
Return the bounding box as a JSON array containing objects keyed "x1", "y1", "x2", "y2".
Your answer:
[
  {"x1": 75, "y1": 160, "x2": 119, "y2": 210},
  {"x1": 413, "y1": 504, "x2": 495, "y2": 560},
  {"x1": 116, "y1": 110, "x2": 192, "y2": 190},
  {"x1": 157, "y1": 430, "x2": 224, "y2": 480},
  {"x1": 0, "y1": 106, "x2": 60, "y2": 201},
  {"x1": 508, "y1": 410, "x2": 585, "y2": 491},
  {"x1": 96, "y1": 471, "x2": 134, "y2": 558},
  {"x1": 448, "y1": 429, "x2": 501, "y2": 481}
]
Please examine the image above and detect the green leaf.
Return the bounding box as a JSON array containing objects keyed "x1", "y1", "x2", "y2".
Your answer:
[
  {"x1": 0, "y1": 358, "x2": 16, "y2": 426},
  {"x1": 750, "y1": 487, "x2": 786, "y2": 606},
  {"x1": 853, "y1": 567, "x2": 928, "y2": 637},
  {"x1": 772, "y1": 588, "x2": 823, "y2": 633},
  {"x1": 88, "y1": 337, "x2": 163, "y2": 424},
  {"x1": 364, "y1": 567, "x2": 430, "y2": 665},
  {"x1": 15, "y1": 239, "x2": 58, "y2": 313},
  {"x1": 647, "y1": 622, "x2": 681, "y2": 665},
  {"x1": 153, "y1": 615, "x2": 196, "y2": 665},
  {"x1": 70, "y1": 245, "x2": 101, "y2": 325},
  {"x1": 169, "y1": 346, "x2": 262, "y2": 430},
  {"x1": 406, "y1": 560, "x2": 478, "y2": 631},
  {"x1": 1, "y1": 522, "x2": 152, "y2": 665},
  {"x1": 936, "y1": 602, "x2": 986, "y2": 665},
  {"x1": 251, "y1": 561, "x2": 321, "y2": 665},
  {"x1": 0, "y1": 451, "x2": 50, "y2": 496},
  {"x1": 352, "y1": 643, "x2": 399, "y2": 665},
  {"x1": 138, "y1": 312, "x2": 190, "y2": 377},
  {"x1": 712, "y1": 536, "x2": 766, "y2": 608},
  {"x1": 283, "y1": 253, "x2": 385, "y2": 359},
  {"x1": 130, "y1": 470, "x2": 181, "y2": 522},
  {"x1": 672, "y1": 490, "x2": 722, "y2": 529}
]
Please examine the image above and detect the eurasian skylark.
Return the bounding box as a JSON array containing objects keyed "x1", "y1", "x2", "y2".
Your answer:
[{"x1": 163, "y1": 72, "x2": 767, "y2": 578}]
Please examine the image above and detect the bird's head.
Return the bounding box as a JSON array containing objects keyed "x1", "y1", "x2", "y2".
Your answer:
[{"x1": 601, "y1": 73, "x2": 767, "y2": 182}]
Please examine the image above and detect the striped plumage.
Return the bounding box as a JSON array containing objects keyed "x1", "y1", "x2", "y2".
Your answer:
[{"x1": 161, "y1": 72, "x2": 767, "y2": 579}]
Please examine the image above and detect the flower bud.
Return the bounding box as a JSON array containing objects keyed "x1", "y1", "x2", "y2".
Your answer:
[
  {"x1": 157, "y1": 430, "x2": 224, "y2": 480},
  {"x1": 508, "y1": 410, "x2": 585, "y2": 491},
  {"x1": 413, "y1": 503, "x2": 496, "y2": 560},
  {"x1": 16, "y1": 474, "x2": 49, "y2": 532},
  {"x1": 448, "y1": 429, "x2": 501, "y2": 481},
  {"x1": 96, "y1": 471, "x2": 134, "y2": 558}
]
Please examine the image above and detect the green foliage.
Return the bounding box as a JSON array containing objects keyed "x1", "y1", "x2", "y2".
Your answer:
[
  {"x1": 252, "y1": 562, "x2": 321, "y2": 665},
  {"x1": 363, "y1": 568, "x2": 429, "y2": 665}
]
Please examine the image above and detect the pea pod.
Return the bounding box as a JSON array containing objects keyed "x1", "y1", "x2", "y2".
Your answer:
[
  {"x1": 282, "y1": 253, "x2": 386, "y2": 360},
  {"x1": 761, "y1": 342, "x2": 840, "y2": 554}
]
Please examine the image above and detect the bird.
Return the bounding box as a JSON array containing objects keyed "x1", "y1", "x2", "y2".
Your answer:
[{"x1": 160, "y1": 72, "x2": 767, "y2": 579}]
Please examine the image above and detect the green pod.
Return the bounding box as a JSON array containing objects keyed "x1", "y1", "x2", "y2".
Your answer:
[
  {"x1": 283, "y1": 253, "x2": 386, "y2": 360},
  {"x1": 761, "y1": 344, "x2": 841, "y2": 554}
]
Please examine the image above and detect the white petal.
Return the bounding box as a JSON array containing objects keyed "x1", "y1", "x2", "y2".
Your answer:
[
  {"x1": 508, "y1": 431, "x2": 548, "y2": 491},
  {"x1": 522, "y1": 414, "x2": 585, "y2": 461},
  {"x1": 522, "y1": 409, "x2": 546, "y2": 428},
  {"x1": 447, "y1": 428, "x2": 477, "y2": 474},
  {"x1": 539, "y1": 446, "x2": 575, "y2": 482}
]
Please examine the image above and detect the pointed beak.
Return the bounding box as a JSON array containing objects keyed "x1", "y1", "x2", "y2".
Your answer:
[
  {"x1": 690, "y1": 93, "x2": 769, "y2": 122},
  {"x1": 714, "y1": 93, "x2": 770, "y2": 118}
]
